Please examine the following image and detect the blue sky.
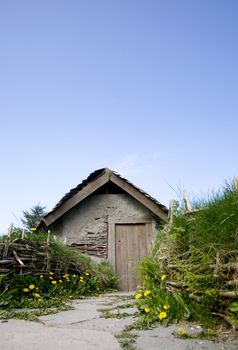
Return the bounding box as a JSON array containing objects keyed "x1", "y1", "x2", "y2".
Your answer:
[{"x1": 0, "y1": 0, "x2": 237, "y2": 233}]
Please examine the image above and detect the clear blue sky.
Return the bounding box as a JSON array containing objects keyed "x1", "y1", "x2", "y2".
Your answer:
[{"x1": 0, "y1": 0, "x2": 237, "y2": 233}]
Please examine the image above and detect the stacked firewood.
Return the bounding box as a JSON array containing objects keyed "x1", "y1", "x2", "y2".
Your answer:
[{"x1": 0, "y1": 239, "x2": 49, "y2": 275}]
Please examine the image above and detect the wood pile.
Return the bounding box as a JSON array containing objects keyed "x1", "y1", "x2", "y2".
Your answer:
[
  {"x1": 70, "y1": 243, "x2": 106, "y2": 258},
  {"x1": 0, "y1": 239, "x2": 50, "y2": 276}
]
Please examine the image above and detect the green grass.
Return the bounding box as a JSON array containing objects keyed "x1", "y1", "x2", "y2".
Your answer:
[
  {"x1": 0, "y1": 238, "x2": 117, "y2": 315},
  {"x1": 135, "y1": 180, "x2": 238, "y2": 333}
]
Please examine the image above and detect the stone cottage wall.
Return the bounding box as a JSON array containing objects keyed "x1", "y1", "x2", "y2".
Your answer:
[{"x1": 51, "y1": 193, "x2": 157, "y2": 260}]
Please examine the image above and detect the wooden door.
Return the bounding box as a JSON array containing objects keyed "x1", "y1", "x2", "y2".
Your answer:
[{"x1": 115, "y1": 223, "x2": 148, "y2": 291}]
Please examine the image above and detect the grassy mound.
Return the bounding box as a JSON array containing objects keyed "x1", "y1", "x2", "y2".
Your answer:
[{"x1": 135, "y1": 181, "x2": 238, "y2": 332}]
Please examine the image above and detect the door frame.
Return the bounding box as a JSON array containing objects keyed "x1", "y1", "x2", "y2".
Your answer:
[{"x1": 107, "y1": 217, "x2": 152, "y2": 272}]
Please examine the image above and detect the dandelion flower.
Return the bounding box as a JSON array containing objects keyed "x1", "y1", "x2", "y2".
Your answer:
[
  {"x1": 49, "y1": 271, "x2": 54, "y2": 275},
  {"x1": 161, "y1": 274, "x2": 166, "y2": 281},
  {"x1": 163, "y1": 304, "x2": 170, "y2": 310},
  {"x1": 144, "y1": 290, "x2": 151, "y2": 297},
  {"x1": 178, "y1": 327, "x2": 185, "y2": 335},
  {"x1": 23, "y1": 288, "x2": 29, "y2": 292},
  {"x1": 29, "y1": 284, "x2": 35, "y2": 290},
  {"x1": 158, "y1": 312, "x2": 167, "y2": 320},
  {"x1": 34, "y1": 293, "x2": 40, "y2": 298},
  {"x1": 72, "y1": 274, "x2": 77, "y2": 278},
  {"x1": 144, "y1": 307, "x2": 150, "y2": 313},
  {"x1": 51, "y1": 280, "x2": 57, "y2": 285},
  {"x1": 31, "y1": 228, "x2": 37, "y2": 231},
  {"x1": 85, "y1": 272, "x2": 90, "y2": 276},
  {"x1": 135, "y1": 293, "x2": 142, "y2": 299}
]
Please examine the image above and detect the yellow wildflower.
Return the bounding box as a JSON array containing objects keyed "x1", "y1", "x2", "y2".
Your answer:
[
  {"x1": 178, "y1": 327, "x2": 185, "y2": 335},
  {"x1": 158, "y1": 311, "x2": 167, "y2": 320},
  {"x1": 51, "y1": 280, "x2": 57, "y2": 285},
  {"x1": 85, "y1": 272, "x2": 90, "y2": 276},
  {"x1": 59, "y1": 280, "x2": 63, "y2": 283},
  {"x1": 49, "y1": 276, "x2": 53, "y2": 280},
  {"x1": 49, "y1": 271, "x2": 54, "y2": 275},
  {"x1": 96, "y1": 287, "x2": 100, "y2": 291},
  {"x1": 72, "y1": 274, "x2": 77, "y2": 278},
  {"x1": 144, "y1": 307, "x2": 150, "y2": 313},
  {"x1": 31, "y1": 228, "x2": 37, "y2": 231},
  {"x1": 163, "y1": 304, "x2": 170, "y2": 310},
  {"x1": 79, "y1": 279, "x2": 84, "y2": 283},
  {"x1": 29, "y1": 284, "x2": 35, "y2": 290},
  {"x1": 63, "y1": 274, "x2": 69, "y2": 278},
  {"x1": 135, "y1": 293, "x2": 142, "y2": 299},
  {"x1": 161, "y1": 274, "x2": 166, "y2": 281},
  {"x1": 40, "y1": 275, "x2": 44, "y2": 279},
  {"x1": 34, "y1": 293, "x2": 40, "y2": 298},
  {"x1": 144, "y1": 290, "x2": 151, "y2": 297},
  {"x1": 23, "y1": 288, "x2": 29, "y2": 292}
]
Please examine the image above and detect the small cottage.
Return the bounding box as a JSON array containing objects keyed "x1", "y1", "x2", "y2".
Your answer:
[{"x1": 41, "y1": 168, "x2": 168, "y2": 291}]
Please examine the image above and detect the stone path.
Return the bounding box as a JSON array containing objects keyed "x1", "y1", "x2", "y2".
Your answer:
[{"x1": 1, "y1": 293, "x2": 238, "y2": 350}]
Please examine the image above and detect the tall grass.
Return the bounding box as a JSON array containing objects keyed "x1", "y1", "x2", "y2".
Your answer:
[{"x1": 136, "y1": 181, "x2": 238, "y2": 329}]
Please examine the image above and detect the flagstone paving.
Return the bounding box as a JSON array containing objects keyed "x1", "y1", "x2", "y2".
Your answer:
[{"x1": 1, "y1": 293, "x2": 238, "y2": 350}]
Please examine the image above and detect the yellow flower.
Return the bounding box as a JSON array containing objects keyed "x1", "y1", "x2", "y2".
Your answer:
[
  {"x1": 31, "y1": 227, "x2": 37, "y2": 231},
  {"x1": 49, "y1": 276, "x2": 53, "y2": 280},
  {"x1": 72, "y1": 274, "x2": 77, "y2": 278},
  {"x1": 34, "y1": 293, "x2": 40, "y2": 298},
  {"x1": 158, "y1": 311, "x2": 167, "y2": 320},
  {"x1": 144, "y1": 290, "x2": 151, "y2": 297},
  {"x1": 178, "y1": 327, "x2": 185, "y2": 335},
  {"x1": 29, "y1": 284, "x2": 35, "y2": 290},
  {"x1": 163, "y1": 304, "x2": 170, "y2": 310},
  {"x1": 80, "y1": 277, "x2": 84, "y2": 281},
  {"x1": 63, "y1": 274, "x2": 69, "y2": 278},
  {"x1": 23, "y1": 288, "x2": 29, "y2": 292},
  {"x1": 96, "y1": 287, "x2": 100, "y2": 291},
  {"x1": 144, "y1": 307, "x2": 150, "y2": 313},
  {"x1": 40, "y1": 275, "x2": 44, "y2": 279},
  {"x1": 79, "y1": 279, "x2": 84, "y2": 283},
  {"x1": 85, "y1": 272, "x2": 90, "y2": 276},
  {"x1": 161, "y1": 274, "x2": 166, "y2": 281},
  {"x1": 49, "y1": 271, "x2": 54, "y2": 275},
  {"x1": 135, "y1": 293, "x2": 142, "y2": 299},
  {"x1": 51, "y1": 280, "x2": 57, "y2": 285},
  {"x1": 59, "y1": 280, "x2": 63, "y2": 283}
]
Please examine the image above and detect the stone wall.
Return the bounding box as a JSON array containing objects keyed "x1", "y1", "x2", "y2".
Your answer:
[{"x1": 51, "y1": 193, "x2": 157, "y2": 259}]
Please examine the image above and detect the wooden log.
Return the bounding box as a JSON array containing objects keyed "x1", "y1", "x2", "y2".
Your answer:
[
  {"x1": 219, "y1": 291, "x2": 238, "y2": 298},
  {"x1": 168, "y1": 262, "x2": 238, "y2": 271},
  {"x1": 13, "y1": 250, "x2": 25, "y2": 266},
  {"x1": 0, "y1": 259, "x2": 15, "y2": 264},
  {"x1": 0, "y1": 268, "x2": 11, "y2": 273},
  {"x1": 226, "y1": 280, "x2": 238, "y2": 287},
  {"x1": 183, "y1": 189, "x2": 192, "y2": 212},
  {"x1": 212, "y1": 312, "x2": 238, "y2": 331}
]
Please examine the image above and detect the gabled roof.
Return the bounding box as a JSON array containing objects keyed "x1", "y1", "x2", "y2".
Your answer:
[{"x1": 42, "y1": 168, "x2": 168, "y2": 226}]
